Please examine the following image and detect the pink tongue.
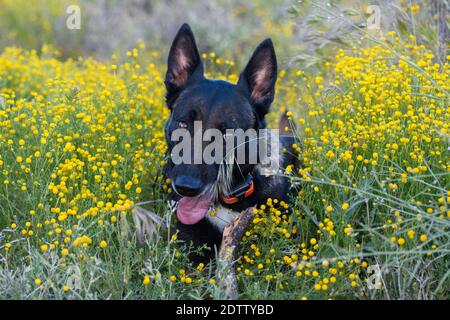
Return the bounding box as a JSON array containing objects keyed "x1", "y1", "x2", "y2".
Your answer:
[{"x1": 177, "y1": 194, "x2": 212, "y2": 225}]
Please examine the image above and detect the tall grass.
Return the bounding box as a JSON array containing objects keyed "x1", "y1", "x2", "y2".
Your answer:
[{"x1": 0, "y1": 0, "x2": 448, "y2": 299}]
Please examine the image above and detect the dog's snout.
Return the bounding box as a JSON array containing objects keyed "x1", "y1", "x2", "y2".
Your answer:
[{"x1": 173, "y1": 176, "x2": 202, "y2": 197}]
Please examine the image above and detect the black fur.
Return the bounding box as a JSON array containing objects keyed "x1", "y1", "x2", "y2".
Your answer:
[{"x1": 164, "y1": 23, "x2": 298, "y2": 263}]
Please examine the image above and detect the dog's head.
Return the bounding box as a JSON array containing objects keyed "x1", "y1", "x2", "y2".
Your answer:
[{"x1": 164, "y1": 23, "x2": 277, "y2": 224}]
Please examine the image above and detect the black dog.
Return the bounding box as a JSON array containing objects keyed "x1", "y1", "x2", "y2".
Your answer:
[{"x1": 164, "y1": 23, "x2": 297, "y2": 263}]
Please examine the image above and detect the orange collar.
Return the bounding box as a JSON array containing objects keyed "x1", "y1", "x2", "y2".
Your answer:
[{"x1": 220, "y1": 174, "x2": 255, "y2": 205}]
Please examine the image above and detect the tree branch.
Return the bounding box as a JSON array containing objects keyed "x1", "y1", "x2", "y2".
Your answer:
[{"x1": 216, "y1": 206, "x2": 255, "y2": 300}]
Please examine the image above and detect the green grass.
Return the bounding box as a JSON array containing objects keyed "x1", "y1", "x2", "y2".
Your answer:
[{"x1": 0, "y1": 0, "x2": 449, "y2": 300}]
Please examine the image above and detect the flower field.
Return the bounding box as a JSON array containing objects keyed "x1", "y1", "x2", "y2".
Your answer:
[{"x1": 0, "y1": 0, "x2": 449, "y2": 300}]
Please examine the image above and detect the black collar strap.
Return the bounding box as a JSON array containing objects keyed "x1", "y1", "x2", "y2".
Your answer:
[{"x1": 220, "y1": 174, "x2": 254, "y2": 205}]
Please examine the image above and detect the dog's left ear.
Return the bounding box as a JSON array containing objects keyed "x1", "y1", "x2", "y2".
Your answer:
[
  {"x1": 238, "y1": 38, "x2": 277, "y2": 119},
  {"x1": 165, "y1": 23, "x2": 203, "y2": 108}
]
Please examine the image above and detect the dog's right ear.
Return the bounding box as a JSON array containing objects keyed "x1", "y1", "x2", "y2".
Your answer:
[{"x1": 165, "y1": 23, "x2": 203, "y2": 108}]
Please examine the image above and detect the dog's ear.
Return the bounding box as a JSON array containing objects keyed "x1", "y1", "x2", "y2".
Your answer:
[
  {"x1": 165, "y1": 23, "x2": 203, "y2": 108},
  {"x1": 238, "y1": 38, "x2": 277, "y2": 119}
]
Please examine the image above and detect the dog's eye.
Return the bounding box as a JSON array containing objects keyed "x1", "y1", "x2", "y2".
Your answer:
[
  {"x1": 178, "y1": 121, "x2": 187, "y2": 128},
  {"x1": 219, "y1": 123, "x2": 230, "y2": 133}
]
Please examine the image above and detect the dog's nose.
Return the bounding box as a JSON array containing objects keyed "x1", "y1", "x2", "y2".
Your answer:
[{"x1": 173, "y1": 176, "x2": 202, "y2": 197}]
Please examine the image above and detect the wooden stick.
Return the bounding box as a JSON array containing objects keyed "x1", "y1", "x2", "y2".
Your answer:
[{"x1": 216, "y1": 206, "x2": 255, "y2": 300}]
